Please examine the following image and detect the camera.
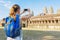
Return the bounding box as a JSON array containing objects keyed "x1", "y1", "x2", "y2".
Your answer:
[{"x1": 24, "y1": 9, "x2": 28, "y2": 11}]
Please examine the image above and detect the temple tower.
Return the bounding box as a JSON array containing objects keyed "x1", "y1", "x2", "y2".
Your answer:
[
  {"x1": 43, "y1": 7, "x2": 48, "y2": 14},
  {"x1": 57, "y1": 9, "x2": 60, "y2": 14},
  {"x1": 49, "y1": 6, "x2": 54, "y2": 14}
]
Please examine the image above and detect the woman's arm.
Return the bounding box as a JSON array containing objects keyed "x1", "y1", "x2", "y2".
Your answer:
[
  {"x1": 20, "y1": 9, "x2": 32, "y2": 15},
  {"x1": 20, "y1": 10, "x2": 25, "y2": 15},
  {"x1": 15, "y1": 14, "x2": 20, "y2": 28}
]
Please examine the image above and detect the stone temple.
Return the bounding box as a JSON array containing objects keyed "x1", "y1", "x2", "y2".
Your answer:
[{"x1": 21, "y1": 7, "x2": 60, "y2": 30}]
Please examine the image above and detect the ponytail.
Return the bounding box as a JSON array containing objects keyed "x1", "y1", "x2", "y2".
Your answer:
[{"x1": 9, "y1": 4, "x2": 20, "y2": 17}]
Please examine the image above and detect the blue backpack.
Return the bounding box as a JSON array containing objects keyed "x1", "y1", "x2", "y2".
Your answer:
[{"x1": 4, "y1": 16, "x2": 20, "y2": 38}]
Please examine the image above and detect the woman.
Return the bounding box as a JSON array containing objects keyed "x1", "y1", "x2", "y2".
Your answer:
[{"x1": 4, "y1": 4, "x2": 25, "y2": 40}]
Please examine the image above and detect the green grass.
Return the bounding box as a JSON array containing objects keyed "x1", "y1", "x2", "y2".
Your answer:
[{"x1": 0, "y1": 29, "x2": 60, "y2": 40}]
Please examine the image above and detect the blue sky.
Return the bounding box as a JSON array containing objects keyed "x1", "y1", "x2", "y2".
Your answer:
[{"x1": 0, "y1": 0, "x2": 60, "y2": 19}]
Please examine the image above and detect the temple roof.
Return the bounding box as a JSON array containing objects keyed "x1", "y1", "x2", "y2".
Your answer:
[{"x1": 29, "y1": 14, "x2": 60, "y2": 21}]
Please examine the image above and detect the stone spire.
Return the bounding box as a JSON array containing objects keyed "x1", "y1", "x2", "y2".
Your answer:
[
  {"x1": 57, "y1": 9, "x2": 60, "y2": 14},
  {"x1": 31, "y1": 11, "x2": 34, "y2": 16},
  {"x1": 43, "y1": 7, "x2": 48, "y2": 14},
  {"x1": 49, "y1": 6, "x2": 54, "y2": 14}
]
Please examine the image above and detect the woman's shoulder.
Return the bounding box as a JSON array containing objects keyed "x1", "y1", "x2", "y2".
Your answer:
[
  {"x1": 16, "y1": 14, "x2": 20, "y2": 18},
  {"x1": 16, "y1": 14, "x2": 20, "y2": 16}
]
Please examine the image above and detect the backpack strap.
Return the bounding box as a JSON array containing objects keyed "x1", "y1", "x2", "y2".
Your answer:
[
  {"x1": 4, "y1": 17, "x2": 13, "y2": 30},
  {"x1": 6, "y1": 17, "x2": 13, "y2": 24}
]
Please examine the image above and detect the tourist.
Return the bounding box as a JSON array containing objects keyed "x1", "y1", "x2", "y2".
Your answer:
[{"x1": 4, "y1": 4, "x2": 25, "y2": 40}]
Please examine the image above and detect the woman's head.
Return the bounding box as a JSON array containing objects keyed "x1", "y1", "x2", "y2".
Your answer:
[{"x1": 10, "y1": 4, "x2": 20, "y2": 16}]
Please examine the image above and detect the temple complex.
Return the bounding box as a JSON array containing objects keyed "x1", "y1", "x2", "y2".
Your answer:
[{"x1": 21, "y1": 7, "x2": 60, "y2": 29}]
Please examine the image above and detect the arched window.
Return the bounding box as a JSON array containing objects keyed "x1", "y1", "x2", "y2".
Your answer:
[
  {"x1": 48, "y1": 20, "x2": 51, "y2": 23},
  {"x1": 30, "y1": 21, "x2": 31, "y2": 23},
  {"x1": 43, "y1": 21, "x2": 44, "y2": 23},
  {"x1": 40, "y1": 21, "x2": 41, "y2": 23},
  {"x1": 52, "y1": 20, "x2": 54, "y2": 23},
  {"x1": 45, "y1": 20, "x2": 47, "y2": 23},
  {"x1": 56, "y1": 20, "x2": 58, "y2": 23}
]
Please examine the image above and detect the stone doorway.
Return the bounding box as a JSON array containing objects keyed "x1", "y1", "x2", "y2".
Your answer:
[{"x1": 23, "y1": 23, "x2": 26, "y2": 28}]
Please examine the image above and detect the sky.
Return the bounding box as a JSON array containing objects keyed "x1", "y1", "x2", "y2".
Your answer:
[{"x1": 0, "y1": 0, "x2": 60, "y2": 19}]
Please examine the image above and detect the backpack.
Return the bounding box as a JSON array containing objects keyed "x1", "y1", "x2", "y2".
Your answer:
[{"x1": 4, "y1": 16, "x2": 20, "y2": 38}]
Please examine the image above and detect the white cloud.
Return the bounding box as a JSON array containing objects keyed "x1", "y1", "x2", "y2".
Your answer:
[
  {"x1": 0, "y1": 0, "x2": 13, "y2": 9},
  {"x1": 0, "y1": 0, "x2": 5, "y2": 4}
]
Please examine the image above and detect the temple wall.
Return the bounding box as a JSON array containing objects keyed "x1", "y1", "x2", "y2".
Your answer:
[
  {"x1": 28, "y1": 17, "x2": 60, "y2": 30},
  {"x1": 22, "y1": 20, "x2": 28, "y2": 28}
]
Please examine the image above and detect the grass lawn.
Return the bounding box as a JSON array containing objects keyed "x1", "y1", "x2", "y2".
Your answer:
[{"x1": 0, "y1": 29, "x2": 60, "y2": 40}]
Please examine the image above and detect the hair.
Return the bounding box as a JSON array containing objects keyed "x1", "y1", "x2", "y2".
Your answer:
[{"x1": 9, "y1": 4, "x2": 20, "y2": 17}]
